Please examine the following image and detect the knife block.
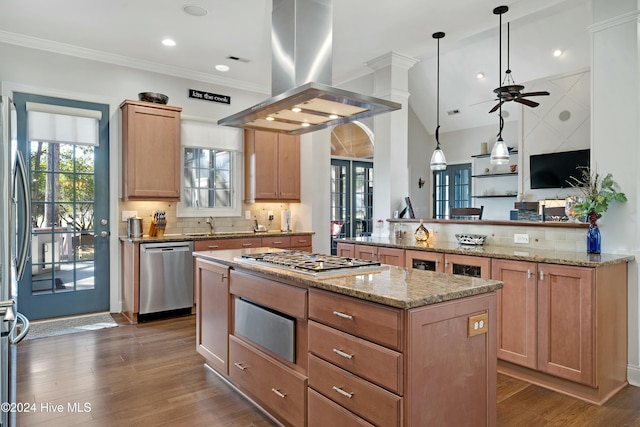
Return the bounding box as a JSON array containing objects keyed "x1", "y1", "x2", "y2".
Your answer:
[{"x1": 148, "y1": 219, "x2": 166, "y2": 237}]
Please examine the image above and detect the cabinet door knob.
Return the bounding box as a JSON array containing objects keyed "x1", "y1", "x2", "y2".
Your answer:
[
  {"x1": 527, "y1": 269, "x2": 532, "y2": 279},
  {"x1": 540, "y1": 270, "x2": 545, "y2": 280}
]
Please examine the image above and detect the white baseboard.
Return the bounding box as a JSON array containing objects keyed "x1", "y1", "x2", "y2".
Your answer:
[{"x1": 628, "y1": 364, "x2": 640, "y2": 387}]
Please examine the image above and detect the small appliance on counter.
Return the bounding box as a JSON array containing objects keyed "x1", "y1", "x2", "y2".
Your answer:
[
  {"x1": 281, "y1": 209, "x2": 291, "y2": 232},
  {"x1": 127, "y1": 217, "x2": 143, "y2": 238}
]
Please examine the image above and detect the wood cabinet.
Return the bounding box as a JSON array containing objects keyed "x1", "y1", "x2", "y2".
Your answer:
[
  {"x1": 494, "y1": 259, "x2": 628, "y2": 404},
  {"x1": 308, "y1": 288, "x2": 498, "y2": 427},
  {"x1": 194, "y1": 234, "x2": 312, "y2": 252},
  {"x1": 336, "y1": 242, "x2": 355, "y2": 258},
  {"x1": 354, "y1": 244, "x2": 405, "y2": 267},
  {"x1": 120, "y1": 100, "x2": 181, "y2": 200},
  {"x1": 405, "y1": 250, "x2": 444, "y2": 272},
  {"x1": 244, "y1": 130, "x2": 300, "y2": 202},
  {"x1": 194, "y1": 258, "x2": 229, "y2": 374}
]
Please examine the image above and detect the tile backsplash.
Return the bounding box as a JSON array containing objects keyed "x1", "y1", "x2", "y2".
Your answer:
[{"x1": 118, "y1": 201, "x2": 293, "y2": 237}]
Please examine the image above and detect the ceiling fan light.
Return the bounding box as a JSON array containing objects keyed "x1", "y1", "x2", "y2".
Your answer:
[
  {"x1": 490, "y1": 137, "x2": 510, "y2": 165},
  {"x1": 430, "y1": 146, "x2": 447, "y2": 171}
]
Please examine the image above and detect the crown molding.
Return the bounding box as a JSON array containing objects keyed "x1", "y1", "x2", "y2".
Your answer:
[{"x1": 0, "y1": 30, "x2": 270, "y2": 94}]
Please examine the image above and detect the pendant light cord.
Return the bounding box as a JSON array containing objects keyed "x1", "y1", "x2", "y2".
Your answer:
[
  {"x1": 497, "y1": 10, "x2": 503, "y2": 139},
  {"x1": 435, "y1": 34, "x2": 441, "y2": 147}
]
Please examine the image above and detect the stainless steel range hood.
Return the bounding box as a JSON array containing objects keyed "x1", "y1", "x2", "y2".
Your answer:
[{"x1": 217, "y1": 0, "x2": 401, "y2": 135}]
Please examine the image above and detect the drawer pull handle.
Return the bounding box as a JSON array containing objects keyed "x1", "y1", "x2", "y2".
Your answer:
[
  {"x1": 332, "y1": 310, "x2": 353, "y2": 320},
  {"x1": 298, "y1": 239, "x2": 307, "y2": 243},
  {"x1": 271, "y1": 388, "x2": 287, "y2": 399},
  {"x1": 233, "y1": 362, "x2": 247, "y2": 371},
  {"x1": 332, "y1": 386, "x2": 353, "y2": 399},
  {"x1": 207, "y1": 245, "x2": 220, "y2": 249},
  {"x1": 332, "y1": 348, "x2": 353, "y2": 359},
  {"x1": 272, "y1": 241, "x2": 282, "y2": 244},
  {"x1": 242, "y1": 243, "x2": 253, "y2": 247}
]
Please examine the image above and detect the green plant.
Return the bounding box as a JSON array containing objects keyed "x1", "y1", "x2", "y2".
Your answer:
[{"x1": 568, "y1": 167, "x2": 627, "y2": 218}]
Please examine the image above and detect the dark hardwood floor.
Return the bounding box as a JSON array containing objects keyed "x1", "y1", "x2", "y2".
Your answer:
[{"x1": 15, "y1": 314, "x2": 640, "y2": 426}]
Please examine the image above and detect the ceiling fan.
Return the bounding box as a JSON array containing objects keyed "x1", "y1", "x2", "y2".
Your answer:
[{"x1": 489, "y1": 5, "x2": 549, "y2": 114}]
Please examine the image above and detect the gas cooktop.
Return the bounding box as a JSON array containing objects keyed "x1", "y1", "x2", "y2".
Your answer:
[{"x1": 235, "y1": 251, "x2": 387, "y2": 277}]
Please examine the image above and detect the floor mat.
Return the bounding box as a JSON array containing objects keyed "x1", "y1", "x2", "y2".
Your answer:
[{"x1": 24, "y1": 312, "x2": 118, "y2": 340}]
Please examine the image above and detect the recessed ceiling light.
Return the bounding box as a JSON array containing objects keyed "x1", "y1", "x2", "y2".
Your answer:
[
  {"x1": 266, "y1": 117, "x2": 275, "y2": 121},
  {"x1": 183, "y1": 5, "x2": 208, "y2": 16},
  {"x1": 291, "y1": 107, "x2": 302, "y2": 113},
  {"x1": 162, "y1": 38, "x2": 176, "y2": 47},
  {"x1": 329, "y1": 114, "x2": 339, "y2": 119},
  {"x1": 553, "y1": 49, "x2": 563, "y2": 57},
  {"x1": 215, "y1": 64, "x2": 230, "y2": 72},
  {"x1": 476, "y1": 72, "x2": 485, "y2": 79},
  {"x1": 301, "y1": 123, "x2": 310, "y2": 127}
]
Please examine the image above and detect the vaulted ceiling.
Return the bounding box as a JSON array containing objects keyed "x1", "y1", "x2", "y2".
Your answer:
[{"x1": 0, "y1": 0, "x2": 591, "y2": 133}]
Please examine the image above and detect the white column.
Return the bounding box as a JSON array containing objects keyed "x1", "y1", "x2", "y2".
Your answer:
[
  {"x1": 366, "y1": 52, "x2": 418, "y2": 222},
  {"x1": 590, "y1": 0, "x2": 640, "y2": 384}
]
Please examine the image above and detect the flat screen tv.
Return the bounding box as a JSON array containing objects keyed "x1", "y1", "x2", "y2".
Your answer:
[{"x1": 530, "y1": 149, "x2": 590, "y2": 189}]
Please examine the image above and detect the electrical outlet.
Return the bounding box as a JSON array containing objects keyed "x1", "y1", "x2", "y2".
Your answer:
[
  {"x1": 245, "y1": 210, "x2": 251, "y2": 220},
  {"x1": 514, "y1": 233, "x2": 530, "y2": 244},
  {"x1": 267, "y1": 210, "x2": 274, "y2": 221},
  {"x1": 121, "y1": 210, "x2": 137, "y2": 221},
  {"x1": 468, "y1": 312, "x2": 488, "y2": 337}
]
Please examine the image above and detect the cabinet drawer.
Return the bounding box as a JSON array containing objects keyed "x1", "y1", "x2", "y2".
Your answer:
[
  {"x1": 230, "y1": 270, "x2": 307, "y2": 319},
  {"x1": 290, "y1": 235, "x2": 312, "y2": 248},
  {"x1": 308, "y1": 388, "x2": 375, "y2": 427},
  {"x1": 308, "y1": 354, "x2": 402, "y2": 427},
  {"x1": 229, "y1": 335, "x2": 306, "y2": 427},
  {"x1": 309, "y1": 289, "x2": 402, "y2": 350},
  {"x1": 261, "y1": 236, "x2": 291, "y2": 248},
  {"x1": 308, "y1": 321, "x2": 402, "y2": 394},
  {"x1": 194, "y1": 237, "x2": 262, "y2": 251}
]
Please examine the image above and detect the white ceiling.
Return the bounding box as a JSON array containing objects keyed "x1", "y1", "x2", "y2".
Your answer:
[{"x1": 0, "y1": 0, "x2": 591, "y2": 133}]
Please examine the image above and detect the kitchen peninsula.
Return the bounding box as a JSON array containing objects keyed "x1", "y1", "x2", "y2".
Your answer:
[
  {"x1": 336, "y1": 233, "x2": 634, "y2": 406},
  {"x1": 193, "y1": 247, "x2": 503, "y2": 427}
]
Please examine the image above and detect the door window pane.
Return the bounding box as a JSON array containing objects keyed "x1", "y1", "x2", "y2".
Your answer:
[{"x1": 433, "y1": 163, "x2": 472, "y2": 219}]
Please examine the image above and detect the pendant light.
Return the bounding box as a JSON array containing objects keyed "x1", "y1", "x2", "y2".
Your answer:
[
  {"x1": 491, "y1": 6, "x2": 510, "y2": 165},
  {"x1": 430, "y1": 32, "x2": 447, "y2": 171}
]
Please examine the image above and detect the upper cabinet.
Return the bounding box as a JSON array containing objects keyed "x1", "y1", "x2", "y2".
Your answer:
[
  {"x1": 244, "y1": 130, "x2": 300, "y2": 203},
  {"x1": 120, "y1": 100, "x2": 182, "y2": 200}
]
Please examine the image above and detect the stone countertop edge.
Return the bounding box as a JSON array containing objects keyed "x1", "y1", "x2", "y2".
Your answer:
[
  {"x1": 336, "y1": 237, "x2": 634, "y2": 268},
  {"x1": 193, "y1": 248, "x2": 503, "y2": 310},
  {"x1": 119, "y1": 231, "x2": 315, "y2": 243}
]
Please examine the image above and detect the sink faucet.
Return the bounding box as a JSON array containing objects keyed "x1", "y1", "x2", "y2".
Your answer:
[{"x1": 206, "y1": 217, "x2": 215, "y2": 234}]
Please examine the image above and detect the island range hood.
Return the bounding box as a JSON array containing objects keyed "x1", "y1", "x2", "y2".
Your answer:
[{"x1": 217, "y1": 0, "x2": 401, "y2": 135}]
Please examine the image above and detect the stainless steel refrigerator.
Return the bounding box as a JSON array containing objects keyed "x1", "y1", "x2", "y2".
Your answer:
[{"x1": 0, "y1": 96, "x2": 31, "y2": 427}]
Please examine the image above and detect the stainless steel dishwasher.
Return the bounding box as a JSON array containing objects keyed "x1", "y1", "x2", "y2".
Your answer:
[{"x1": 139, "y1": 241, "x2": 194, "y2": 315}]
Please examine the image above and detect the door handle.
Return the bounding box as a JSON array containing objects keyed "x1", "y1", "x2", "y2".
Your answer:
[{"x1": 94, "y1": 231, "x2": 109, "y2": 238}]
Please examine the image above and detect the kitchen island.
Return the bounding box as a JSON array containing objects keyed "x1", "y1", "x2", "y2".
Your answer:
[
  {"x1": 336, "y1": 236, "x2": 634, "y2": 406},
  {"x1": 193, "y1": 247, "x2": 503, "y2": 427}
]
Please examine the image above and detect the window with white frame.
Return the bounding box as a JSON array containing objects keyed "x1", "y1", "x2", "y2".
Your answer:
[{"x1": 177, "y1": 118, "x2": 243, "y2": 217}]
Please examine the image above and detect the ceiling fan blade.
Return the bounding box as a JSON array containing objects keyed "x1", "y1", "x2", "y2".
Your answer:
[
  {"x1": 489, "y1": 100, "x2": 504, "y2": 113},
  {"x1": 520, "y1": 91, "x2": 550, "y2": 97},
  {"x1": 515, "y1": 98, "x2": 540, "y2": 108}
]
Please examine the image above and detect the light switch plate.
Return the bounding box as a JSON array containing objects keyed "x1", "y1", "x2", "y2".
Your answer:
[{"x1": 245, "y1": 210, "x2": 251, "y2": 220}]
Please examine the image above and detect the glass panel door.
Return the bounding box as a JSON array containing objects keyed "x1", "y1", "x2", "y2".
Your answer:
[
  {"x1": 433, "y1": 163, "x2": 472, "y2": 219},
  {"x1": 14, "y1": 93, "x2": 110, "y2": 320}
]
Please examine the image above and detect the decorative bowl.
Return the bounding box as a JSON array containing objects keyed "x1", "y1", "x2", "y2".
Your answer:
[
  {"x1": 455, "y1": 234, "x2": 487, "y2": 245},
  {"x1": 138, "y1": 92, "x2": 169, "y2": 104}
]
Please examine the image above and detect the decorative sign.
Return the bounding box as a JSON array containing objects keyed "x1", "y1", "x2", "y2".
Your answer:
[{"x1": 188, "y1": 89, "x2": 231, "y2": 105}]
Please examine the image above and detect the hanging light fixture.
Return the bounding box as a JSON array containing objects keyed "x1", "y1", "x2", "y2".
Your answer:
[
  {"x1": 430, "y1": 31, "x2": 447, "y2": 171},
  {"x1": 491, "y1": 6, "x2": 510, "y2": 165}
]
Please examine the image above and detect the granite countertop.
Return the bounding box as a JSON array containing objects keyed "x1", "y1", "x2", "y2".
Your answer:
[
  {"x1": 337, "y1": 236, "x2": 634, "y2": 268},
  {"x1": 120, "y1": 230, "x2": 314, "y2": 243},
  {"x1": 193, "y1": 248, "x2": 503, "y2": 309}
]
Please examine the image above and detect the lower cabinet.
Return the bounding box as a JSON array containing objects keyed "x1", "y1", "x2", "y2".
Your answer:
[
  {"x1": 405, "y1": 250, "x2": 490, "y2": 278},
  {"x1": 493, "y1": 259, "x2": 628, "y2": 404},
  {"x1": 336, "y1": 242, "x2": 355, "y2": 258},
  {"x1": 354, "y1": 244, "x2": 406, "y2": 267},
  {"x1": 194, "y1": 258, "x2": 229, "y2": 374},
  {"x1": 308, "y1": 288, "x2": 497, "y2": 427},
  {"x1": 229, "y1": 335, "x2": 307, "y2": 427}
]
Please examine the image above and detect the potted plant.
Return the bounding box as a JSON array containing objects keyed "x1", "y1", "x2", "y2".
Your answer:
[{"x1": 568, "y1": 167, "x2": 627, "y2": 254}]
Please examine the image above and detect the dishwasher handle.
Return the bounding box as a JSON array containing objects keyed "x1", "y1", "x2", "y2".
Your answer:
[{"x1": 143, "y1": 245, "x2": 191, "y2": 254}]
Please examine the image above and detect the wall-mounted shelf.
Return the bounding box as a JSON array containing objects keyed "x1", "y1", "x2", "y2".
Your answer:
[
  {"x1": 471, "y1": 150, "x2": 518, "y2": 159},
  {"x1": 472, "y1": 172, "x2": 518, "y2": 178},
  {"x1": 473, "y1": 195, "x2": 517, "y2": 199}
]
